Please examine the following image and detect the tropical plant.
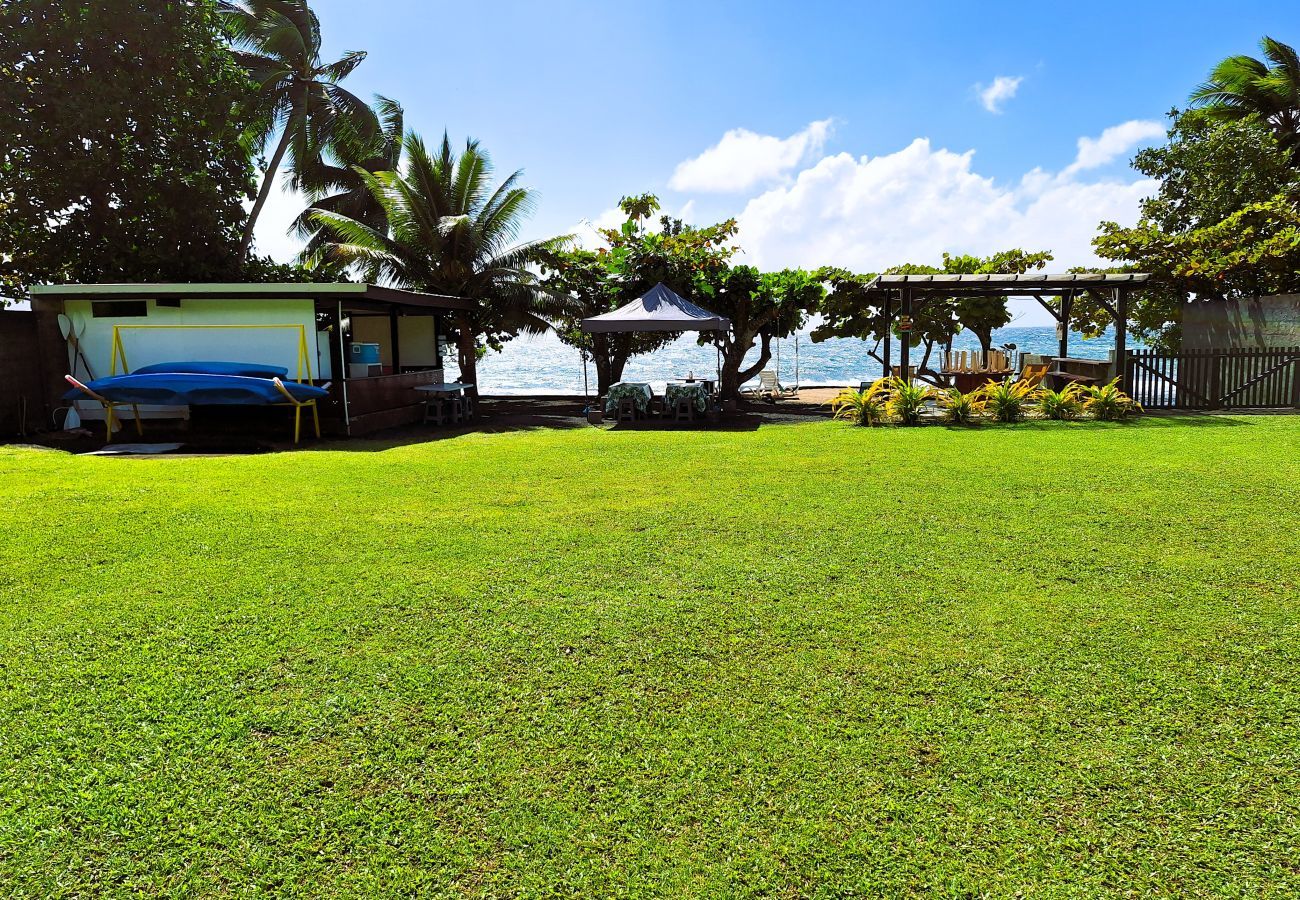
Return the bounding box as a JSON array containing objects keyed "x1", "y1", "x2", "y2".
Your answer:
[
  {"x1": 828, "y1": 381, "x2": 888, "y2": 426},
  {"x1": 1190, "y1": 36, "x2": 1300, "y2": 164},
  {"x1": 309, "y1": 133, "x2": 571, "y2": 389},
  {"x1": 885, "y1": 377, "x2": 935, "y2": 426},
  {"x1": 292, "y1": 95, "x2": 404, "y2": 264},
  {"x1": 1082, "y1": 379, "x2": 1143, "y2": 421},
  {"x1": 937, "y1": 387, "x2": 984, "y2": 425},
  {"x1": 1036, "y1": 383, "x2": 1085, "y2": 421},
  {"x1": 222, "y1": 0, "x2": 378, "y2": 259},
  {"x1": 980, "y1": 378, "x2": 1041, "y2": 423}
]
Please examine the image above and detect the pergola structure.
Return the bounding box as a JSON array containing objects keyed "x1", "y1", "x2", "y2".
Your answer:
[{"x1": 861, "y1": 273, "x2": 1154, "y2": 385}]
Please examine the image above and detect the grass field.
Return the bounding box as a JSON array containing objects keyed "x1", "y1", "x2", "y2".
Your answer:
[{"x1": 2, "y1": 416, "x2": 1298, "y2": 897}]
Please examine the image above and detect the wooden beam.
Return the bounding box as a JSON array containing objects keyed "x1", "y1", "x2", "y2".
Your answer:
[{"x1": 1113, "y1": 286, "x2": 1128, "y2": 388}]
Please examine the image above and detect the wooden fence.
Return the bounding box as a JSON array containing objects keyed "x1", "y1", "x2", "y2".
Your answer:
[{"x1": 1125, "y1": 347, "x2": 1300, "y2": 410}]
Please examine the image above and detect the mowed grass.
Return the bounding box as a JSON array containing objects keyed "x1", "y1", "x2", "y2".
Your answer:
[{"x1": 1, "y1": 416, "x2": 1298, "y2": 898}]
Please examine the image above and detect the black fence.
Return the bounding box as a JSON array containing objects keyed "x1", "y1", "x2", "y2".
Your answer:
[{"x1": 1125, "y1": 347, "x2": 1300, "y2": 410}]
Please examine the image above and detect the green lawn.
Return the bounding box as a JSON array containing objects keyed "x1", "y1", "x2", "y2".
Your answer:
[{"x1": 2, "y1": 417, "x2": 1298, "y2": 897}]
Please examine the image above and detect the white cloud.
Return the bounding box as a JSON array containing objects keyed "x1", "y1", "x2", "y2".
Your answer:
[
  {"x1": 669, "y1": 119, "x2": 833, "y2": 193},
  {"x1": 977, "y1": 76, "x2": 1023, "y2": 113},
  {"x1": 1064, "y1": 119, "x2": 1166, "y2": 175},
  {"x1": 733, "y1": 135, "x2": 1157, "y2": 274}
]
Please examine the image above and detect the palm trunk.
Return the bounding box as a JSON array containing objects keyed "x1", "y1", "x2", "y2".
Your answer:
[
  {"x1": 240, "y1": 125, "x2": 294, "y2": 261},
  {"x1": 454, "y1": 316, "x2": 478, "y2": 395}
]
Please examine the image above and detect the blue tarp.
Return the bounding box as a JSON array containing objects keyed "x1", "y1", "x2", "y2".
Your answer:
[
  {"x1": 131, "y1": 361, "x2": 290, "y2": 378},
  {"x1": 65, "y1": 373, "x2": 328, "y2": 406}
]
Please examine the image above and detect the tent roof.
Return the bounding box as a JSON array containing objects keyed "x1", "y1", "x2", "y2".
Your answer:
[{"x1": 580, "y1": 283, "x2": 731, "y2": 333}]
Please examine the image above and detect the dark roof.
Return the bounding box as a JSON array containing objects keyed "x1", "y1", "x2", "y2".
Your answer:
[
  {"x1": 29, "y1": 282, "x2": 472, "y2": 311},
  {"x1": 863, "y1": 273, "x2": 1153, "y2": 294}
]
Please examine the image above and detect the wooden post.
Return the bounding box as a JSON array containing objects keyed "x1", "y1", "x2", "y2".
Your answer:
[
  {"x1": 1059, "y1": 290, "x2": 1072, "y2": 359},
  {"x1": 1113, "y1": 287, "x2": 1127, "y2": 388},
  {"x1": 881, "y1": 291, "x2": 892, "y2": 379},
  {"x1": 388, "y1": 308, "x2": 402, "y2": 374},
  {"x1": 900, "y1": 287, "x2": 912, "y2": 385}
]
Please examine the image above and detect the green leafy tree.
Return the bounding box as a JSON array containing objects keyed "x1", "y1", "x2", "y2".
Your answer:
[
  {"x1": 698, "y1": 267, "x2": 825, "y2": 400},
  {"x1": 221, "y1": 0, "x2": 377, "y2": 259},
  {"x1": 0, "y1": 0, "x2": 256, "y2": 298},
  {"x1": 1190, "y1": 36, "x2": 1300, "y2": 164},
  {"x1": 541, "y1": 197, "x2": 739, "y2": 394},
  {"x1": 309, "y1": 133, "x2": 570, "y2": 389},
  {"x1": 1092, "y1": 112, "x2": 1298, "y2": 349}
]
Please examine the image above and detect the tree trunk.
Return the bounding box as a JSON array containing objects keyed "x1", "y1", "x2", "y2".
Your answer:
[
  {"x1": 454, "y1": 314, "x2": 478, "y2": 395},
  {"x1": 720, "y1": 331, "x2": 772, "y2": 401},
  {"x1": 240, "y1": 124, "x2": 294, "y2": 261}
]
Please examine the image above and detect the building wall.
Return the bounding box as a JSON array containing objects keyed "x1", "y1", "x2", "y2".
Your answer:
[
  {"x1": 59, "y1": 296, "x2": 325, "y2": 420},
  {"x1": 1184, "y1": 295, "x2": 1300, "y2": 349},
  {"x1": 0, "y1": 311, "x2": 50, "y2": 436}
]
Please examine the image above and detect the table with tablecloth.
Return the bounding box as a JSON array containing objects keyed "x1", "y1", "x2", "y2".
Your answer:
[
  {"x1": 664, "y1": 382, "x2": 709, "y2": 413},
  {"x1": 605, "y1": 382, "x2": 652, "y2": 415}
]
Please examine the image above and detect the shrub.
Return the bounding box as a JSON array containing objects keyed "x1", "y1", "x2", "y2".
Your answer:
[
  {"x1": 1083, "y1": 378, "x2": 1144, "y2": 420},
  {"x1": 885, "y1": 377, "x2": 935, "y2": 426},
  {"x1": 938, "y1": 387, "x2": 984, "y2": 425},
  {"x1": 828, "y1": 381, "x2": 888, "y2": 426},
  {"x1": 980, "y1": 378, "x2": 1041, "y2": 423},
  {"x1": 1037, "y1": 383, "x2": 1085, "y2": 420}
]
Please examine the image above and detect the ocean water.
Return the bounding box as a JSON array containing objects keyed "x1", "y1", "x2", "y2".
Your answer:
[{"x1": 474, "y1": 325, "x2": 1132, "y2": 395}]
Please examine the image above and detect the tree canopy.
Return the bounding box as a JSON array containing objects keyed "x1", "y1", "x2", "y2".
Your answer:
[
  {"x1": 1093, "y1": 110, "x2": 1300, "y2": 349},
  {"x1": 540, "y1": 196, "x2": 740, "y2": 394},
  {"x1": 1190, "y1": 35, "x2": 1300, "y2": 164},
  {"x1": 0, "y1": 0, "x2": 257, "y2": 299}
]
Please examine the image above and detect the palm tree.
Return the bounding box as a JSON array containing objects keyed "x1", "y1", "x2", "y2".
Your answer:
[
  {"x1": 1190, "y1": 36, "x2": 1300, "y2": 163},
  {"x1": 309, "y1": 133, "x2": 571, "y2": 388},
  {"x1": 292, "y1": 96, "x2": 403, "y2": 263},
  {"x1": 221, "y1": 0, "x2": 378, "y2": 259}
]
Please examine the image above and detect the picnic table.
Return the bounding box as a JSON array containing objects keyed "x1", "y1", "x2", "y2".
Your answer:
[
  {"x1": 665, "y1": 382, "x2": 709, "y2": 413},
  {"x1": 605, "y1": 382, "x2": 652, "y2": 415},
  {"x1": 415, "y1": 382, "x2": 474, "y2": 424}
]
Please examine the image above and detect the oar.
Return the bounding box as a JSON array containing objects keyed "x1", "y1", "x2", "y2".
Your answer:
[{"x1": 57, "y1": 314, "x2": 83, "y2": 428}]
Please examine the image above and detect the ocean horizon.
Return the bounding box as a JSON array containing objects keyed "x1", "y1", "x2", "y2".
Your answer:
[{"x1": 474, "y1": 324, "x2": 1132, "y2": 395}]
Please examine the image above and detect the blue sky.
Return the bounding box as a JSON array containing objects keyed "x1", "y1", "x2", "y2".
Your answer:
[{"x1": 254, "y1": 1, "x2": 1296, "y2": 325}]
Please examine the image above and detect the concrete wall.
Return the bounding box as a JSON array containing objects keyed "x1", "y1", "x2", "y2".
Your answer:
[{"x1": 1184, "y1": 295, "x2": 1300, "y2": 350}]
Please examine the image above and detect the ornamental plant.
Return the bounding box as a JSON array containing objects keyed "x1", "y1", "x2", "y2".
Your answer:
[
  {"x1": 886, "y1": 377, "x2": 935, "y2": 426},
  {"x1": 980, "y1": 378, "x2": 1041, "y2": 423},
  {"x1": 828, "y1": 380, "x2": 888, "y2": 426},
  {"x1": 938, "y1": 387, "x2": 984, "y2": 425},
  {"x1": 1037, "y1": 384, "x2": 1085, "y2": 420},
  {"x1": 1082, "y1": 379, "x2": 1144, "y2": 420}
]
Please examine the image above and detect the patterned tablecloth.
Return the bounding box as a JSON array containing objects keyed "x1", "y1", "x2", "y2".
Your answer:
[
  {"x1": 605, "y1": 382, "x2": 652, "y2": 414},
  {"x1": 665, "y1": 382, "x2": 709, "y2": 413}
]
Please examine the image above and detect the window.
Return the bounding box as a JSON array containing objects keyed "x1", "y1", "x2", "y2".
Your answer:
[
  {"x1": 155, "y1": 298, "x2": 181, "y2": 309},
  {"x1": 91, "y1": 301, "x2": 148, "y2": 318}
]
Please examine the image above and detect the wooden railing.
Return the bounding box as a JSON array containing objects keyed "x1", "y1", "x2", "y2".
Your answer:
[{"x1": 1125, "y1": 347, "x2": 1300, "y2": 409}]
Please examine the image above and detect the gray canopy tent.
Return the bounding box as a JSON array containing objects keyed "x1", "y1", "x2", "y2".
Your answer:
[{"x1": 579, "y1": 283, "x2": 731, "y2": 399}]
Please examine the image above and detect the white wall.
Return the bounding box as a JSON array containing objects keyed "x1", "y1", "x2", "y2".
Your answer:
[{"x1": 62, "y1": 297, "x2": 325, "y2": 420}]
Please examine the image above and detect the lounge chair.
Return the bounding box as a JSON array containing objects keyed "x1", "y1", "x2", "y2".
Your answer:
[{"x1": 747, "y1": 370, "x2": 797, "y2": 401}]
